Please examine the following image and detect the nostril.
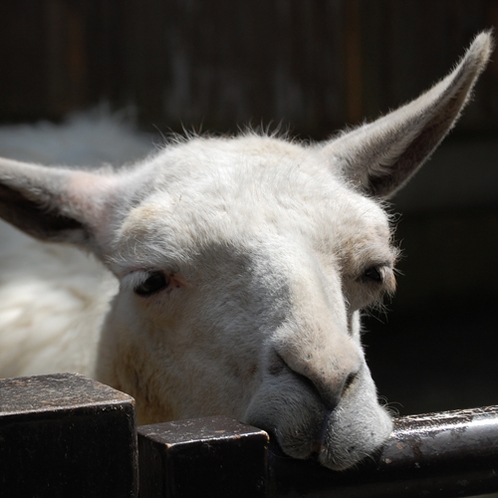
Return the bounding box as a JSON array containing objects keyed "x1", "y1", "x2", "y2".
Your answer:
[
  {"x1": 268, "y1": 352, "x2": 287, "y2": 376},
  {"x1": 342, "y1": 371, "x2": 357, "y2": 395},
  {"x1": 270, "y1": 350, "x2": 360, "y2": 410},
  {"x1": 317, "y1": 370, "x2": 358, "y2": 410}
]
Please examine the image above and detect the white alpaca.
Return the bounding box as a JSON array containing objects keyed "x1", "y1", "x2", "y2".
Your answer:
[{"x1": 0, "y1": 33, "x2": 491, "y2": 470}]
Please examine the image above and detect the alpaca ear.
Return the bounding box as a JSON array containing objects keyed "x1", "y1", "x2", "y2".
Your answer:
[
  {"x1": 322, "y1": 31, "x2": 493, "y2": 198},
  {"x1": 0, "y1": 157, "x2": 123, "y2": 257}
]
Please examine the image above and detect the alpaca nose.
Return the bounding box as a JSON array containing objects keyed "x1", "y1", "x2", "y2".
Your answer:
[
  {"x1": 305, "y1": 364, "x2": 360, "y2": 410},
  {"x1": 272, "y1": 332, "x2": 362, "y2": 409}
]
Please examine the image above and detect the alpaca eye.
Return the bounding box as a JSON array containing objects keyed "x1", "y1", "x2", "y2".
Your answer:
[
  {"x1": 134, "y1": 271, "x2": 170, "y2": 296},
  {"x1": 362, "y1": 266, "x2": 383, "y2": 283}
]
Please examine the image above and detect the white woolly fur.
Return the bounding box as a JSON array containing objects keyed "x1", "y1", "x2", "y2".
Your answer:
[{"x1": 0, "y1": 32, "x2": 492, "y2": 470}]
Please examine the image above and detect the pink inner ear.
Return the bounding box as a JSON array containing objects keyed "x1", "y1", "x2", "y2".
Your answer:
[{"x1": 66, "y1": 171, "x2": 122, "y2": 243}]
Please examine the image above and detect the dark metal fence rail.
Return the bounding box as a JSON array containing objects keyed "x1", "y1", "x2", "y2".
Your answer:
[
  {"x1": 269, "y1": 407, "x2": 498, "y2": 498},
  {"x1": 1, "y1": 373, "x2": 497, "y2": 498}
]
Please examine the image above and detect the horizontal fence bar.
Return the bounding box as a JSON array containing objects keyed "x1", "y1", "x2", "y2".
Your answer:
[
  {"x1": 1, "y1": 373, "x2": 498, "y2": 497},
  {"x1": 138, "y1": 407, "x2": 498, "y2": 498},
  {"x1": 269, "y1": 406, "x2": 498, "y2": 498}
]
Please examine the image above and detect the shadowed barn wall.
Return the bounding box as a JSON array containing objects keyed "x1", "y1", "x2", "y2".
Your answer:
[{"x1": 0, "y1": 0, "x2": 497, "y2": 415}]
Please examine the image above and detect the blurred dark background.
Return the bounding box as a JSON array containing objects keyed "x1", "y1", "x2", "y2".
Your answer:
[{"x1": 0, "y1": 0, "x2": 497, "y2": 416}]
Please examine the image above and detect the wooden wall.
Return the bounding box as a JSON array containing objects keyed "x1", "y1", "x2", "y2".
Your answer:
[{"x1": 1, "y1": 0, "x2": 498, "y2": 137}]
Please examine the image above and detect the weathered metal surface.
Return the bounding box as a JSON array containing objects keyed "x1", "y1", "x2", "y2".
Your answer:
[
  {"x1": 1, "y1": 374, "x2": 496, "y2": 497},
  {"x1": 269, "y1": 405, "x2": 498, "y2": 497},
  {"x1": 138, "y1": 416, "x2": 269, "y2": 498},
  {"x1": 0, "y1": 373, "x2": 137, "y2": 498},
  {"x1": 138, "y1": 406, "x2": 498, "y2": 497}
]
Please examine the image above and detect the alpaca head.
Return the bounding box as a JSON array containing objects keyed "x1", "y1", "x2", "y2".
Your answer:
[{"x1": 0, "y1": 32, "x2": 491, "y2": 470}]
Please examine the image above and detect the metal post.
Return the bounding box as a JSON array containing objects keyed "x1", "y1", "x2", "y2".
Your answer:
[
  {"x1": 0, "y1": 373, "x2": 137, "y2": 498},
  {"x1": 138, "y1": 416, "x2": 269, "y2": 498}
]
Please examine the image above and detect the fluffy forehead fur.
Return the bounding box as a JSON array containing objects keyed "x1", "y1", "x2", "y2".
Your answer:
[{"x1": 112, "y1": 135, "x2": 396, "y2": 280}]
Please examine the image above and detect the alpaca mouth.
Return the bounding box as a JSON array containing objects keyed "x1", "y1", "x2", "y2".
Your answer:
[
  {"x1": 266, "y1": 426, "x2": 349, "y2": 473},
  {"x1": 265, "y1": 410, "x2": 335, "y2": 465},
  {"x1": 310, "y1": 440, "x2": 323, "y2": 455},
  {"x1": 310, "y1": 409, "x2": 332, "y2": 457}
]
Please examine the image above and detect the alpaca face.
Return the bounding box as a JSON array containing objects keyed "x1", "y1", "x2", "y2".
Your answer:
[
  {"x1": 0, "y1": 33, "x2": 490, "y2": 470},
  {"x1": 96, "y1": 136, "x2": 396, "y2": 469}
]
